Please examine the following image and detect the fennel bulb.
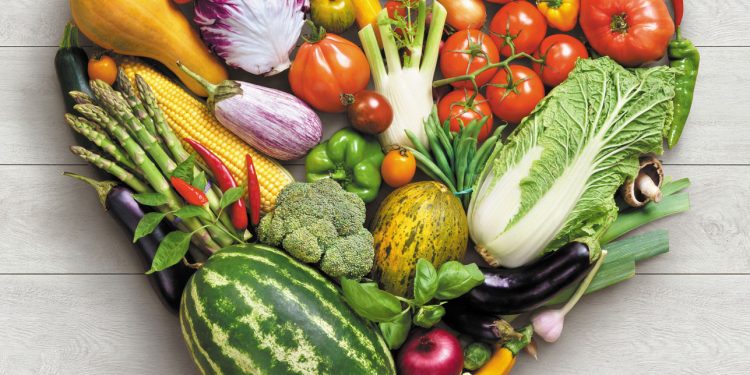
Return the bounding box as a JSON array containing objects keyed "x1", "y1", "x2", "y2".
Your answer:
[
  {"x1": 358, "y1": 0, "x2": 446, "y2": 149},
  {"x1": 468, "y1": 58, "x2": 676, "y2": 268}
]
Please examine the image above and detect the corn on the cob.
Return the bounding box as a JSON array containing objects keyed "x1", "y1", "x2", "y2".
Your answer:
[{"x1": 120, "y1": 58, "x2": 294, "y2": 212}]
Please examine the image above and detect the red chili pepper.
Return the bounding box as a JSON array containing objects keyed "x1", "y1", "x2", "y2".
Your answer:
[
  {"x1": 184, "y1": 139, "x2": 248, "y2": 230},
  {"x1": 672, "y1": 0, "x2": 683, "y2": 27},
  {"x1": 170, "y1": 176, "x2": 208, "y2": 206},
  {"x1": 246, "y1": 154, "x2": 261, "y2": 226}
]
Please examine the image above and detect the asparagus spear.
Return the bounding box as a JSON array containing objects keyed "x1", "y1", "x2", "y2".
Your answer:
[
  {"x1": 65, "y1": 114, "x2": 137, "y2": 171},
  {"x1": 91, "y1": 80, "x2": 177, "y2": 176},
  {"x1": 135, "y1": 74, "x2": 235, "y2": 232},
  {"x1": 135, "y1": 75, "x2": 190, "y2": 162},
  {"x1": 116, "y1": 69, "x2": 158, "y2": 137},
  {"x1": 74, "y1": 103, "x2": 222, "y2": 253},
  {"x1": 69, "y1": 90, "x2": 94, "y2": 106},
  {"x1": 70, "y1": 146, "x2": 149, "y2": 193}
]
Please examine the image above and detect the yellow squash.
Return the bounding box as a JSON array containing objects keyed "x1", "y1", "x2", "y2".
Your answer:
[
  {"x1": 370, "y1": 181, "x2": 468, "y2": 297},
  {"x1": 70, "y1": 0, "x2": 227, "y2": 97}
]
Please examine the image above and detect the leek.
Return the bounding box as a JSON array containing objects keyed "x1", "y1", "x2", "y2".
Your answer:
[{"x1": 358, "y1": 0, "x2": 446, "y2": 148}]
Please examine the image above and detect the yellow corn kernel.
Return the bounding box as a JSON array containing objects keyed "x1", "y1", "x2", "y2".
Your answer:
[{"x1": 120, "y1": 58, "x2": 294, "y2": 212}]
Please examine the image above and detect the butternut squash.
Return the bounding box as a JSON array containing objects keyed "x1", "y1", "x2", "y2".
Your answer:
[
  {"x1": 70, "y1": 0, "x2": 227, "y2": 97},
  {"x1": 370, "y1": 181, "x2": 469, "y2": 297}
]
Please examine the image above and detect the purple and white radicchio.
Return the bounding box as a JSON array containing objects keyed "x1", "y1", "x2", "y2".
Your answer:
[{"x1": 194, "y1": 0, "x2": 307, "y2": 76}]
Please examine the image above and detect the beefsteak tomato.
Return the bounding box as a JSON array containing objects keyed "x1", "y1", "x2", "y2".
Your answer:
[
  {"x1": 580, "y1": 0, "x2": 675, "y2": 67},
  {"x1": 289, "y1": 29, "x2": 370, "y2": 113}
]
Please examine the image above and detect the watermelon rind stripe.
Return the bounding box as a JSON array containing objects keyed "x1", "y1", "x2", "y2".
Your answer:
[{"x1": 180, "y1": 291, "x2": 209, "y2": 375}]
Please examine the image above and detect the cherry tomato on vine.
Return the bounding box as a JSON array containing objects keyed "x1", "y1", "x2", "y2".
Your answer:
[
  {"x1": 486, "y1": 65, "x2": 545, "y2": 124},
  {"x1": 532, "y1": 34, "x2": 589, "y2": 87},
  {"x1": 437, "y1": 89, "x2": 494, "y2": 142},
  {"x1": 381, "y1": 148, "x2": 416, "y2": 188},
  {"x1": 345, "y1": 91, "x2": 393, "y2": 135},
  {"x1": 88, "y1": 54, "x2": 117, "y2": 85},
  {"x1": 441, "y1": 0, "x2": 486, "y2": 30},
  {"x1": 489, "y1": 1, "x2": 547, "y2": 56},
  {"x1": 440, "y1": 29, "x2": 500, "y2": 89}
]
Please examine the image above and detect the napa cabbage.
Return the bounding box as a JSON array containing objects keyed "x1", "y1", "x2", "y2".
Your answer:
[{"x1": 468, "y1": 57, "x2": 676, "y2": 268}]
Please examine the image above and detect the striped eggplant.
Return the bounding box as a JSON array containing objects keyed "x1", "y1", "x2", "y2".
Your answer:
[
  {"x1": 370, "y1": 181, "x2": 469, "y2": 297},
  {"x1": 180, "y1": 244, "x2": 396, "y2": 375},
  {"x1": 178, "y1": 62, "x2": 323, "y2": 161}
]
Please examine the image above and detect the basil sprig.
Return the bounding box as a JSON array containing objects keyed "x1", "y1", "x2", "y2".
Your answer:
[{"x1": 341, "y1": 259, "x2": 484, "y2": 349}]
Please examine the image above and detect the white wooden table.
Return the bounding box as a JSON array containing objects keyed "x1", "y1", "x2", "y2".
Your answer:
[{"x1": 1, "y1": 1, "x2": 748, "y2": 374}]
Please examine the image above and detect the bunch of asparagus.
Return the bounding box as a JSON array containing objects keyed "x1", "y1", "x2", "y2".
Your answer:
[{"x1": 66, "y1": 70, "x2": 241, "y2": 255}]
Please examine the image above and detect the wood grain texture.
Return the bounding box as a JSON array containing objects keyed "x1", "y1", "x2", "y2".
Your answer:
[
  {"x1": 0, "y1": 275, "x2": 199, "y2": 375},
  {"x1": 513, "y1": 275, "x2": 750, "y2": 375}
]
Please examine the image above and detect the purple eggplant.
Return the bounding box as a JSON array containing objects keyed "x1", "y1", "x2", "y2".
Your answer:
[
  {"x1": 456, "y1": 242, "x2": 592, "y2": 315},
  {"x1": 444, "y1": 303, "x2": 515, "y2": 342},
  {"x1": 65, "y1": 173, "x2": 194, "y2": 313},
  {"x1": 177, "y1": 62, "x2": 322, "y2": 161}
]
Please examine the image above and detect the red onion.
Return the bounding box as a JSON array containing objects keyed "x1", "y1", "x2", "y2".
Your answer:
[{"x1": 397, "y1": 328, "x2": 464, "y2": 375}]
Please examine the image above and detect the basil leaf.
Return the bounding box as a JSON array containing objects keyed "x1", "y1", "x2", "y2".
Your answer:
[
  {"x1": 341, "y1": 278, "x2": 403, "y2": 323},
  {"x1": 133, "y1": 212, "x2": 166, "y2": 243},
  {"x1": 132, "y1": 193, "x2": 168, "y2": 207},
  {"x1": 413, "y1": 305, "x2": 445, "y2": 328},
  {"x1": 174, "y1": 205, "x2": 211, "y2": 221},
  {"x1": 146, "y1": 231, "x2": 192, "y2": 274},
  {"x1": 171, "y1": 154, "x2": 196, "y2": 182},
  {"x1": 192, "y1": 171, "x2": 208, "y2": 191},
  {"x1": 220, "y1": 187, "x2": 245, "y2": 209},
  {"x1": 379, "y1": 309, "x2": 411, "y2": 350},
  {"x1": 413, "y1": 259, "x2": 438, "y2": 306},
  {"x1": 435, "y1": 261, "x2": 485, "y2": 300}
]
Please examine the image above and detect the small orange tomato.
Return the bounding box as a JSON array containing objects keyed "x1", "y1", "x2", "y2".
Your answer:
[
  {"x1": 381, "y1": 148, "x2": 416, "y2": 188},
  {"x1": 88, "y1": 55, "x2": 118, "y2": 85}
]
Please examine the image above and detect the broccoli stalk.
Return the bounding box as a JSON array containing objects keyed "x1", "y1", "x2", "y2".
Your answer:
[{"x1": 257, "y1": 179, "x2": 374, "y2": 279}]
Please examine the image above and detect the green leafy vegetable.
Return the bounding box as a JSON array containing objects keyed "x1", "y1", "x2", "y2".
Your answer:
[
  {"x1": 413, "y1": 304, "x2": 445, "y2": 328},
  {"x1": 435, "y1": 261, "x2": 484, "y2": 300},
  {"x1": 468, "y1": 57, "x2": 677, "y2": 268},
  {"x1": 341, "y1": 279, "x2": 403, "y2": 323},
  {"x1": 379, "y1": 309, "x2": 411, "y2": 350},
  {"x1": 132, "y1": 212, "x2": 166, "y2": 242},
  {"x1": 413, "y1": 259, "x2": 438, "y2": 305}
]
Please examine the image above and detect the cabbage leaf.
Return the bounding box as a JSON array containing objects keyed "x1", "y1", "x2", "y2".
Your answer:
[{"x1": 468, "y1": 58, "x2": 676, "y2": 268}]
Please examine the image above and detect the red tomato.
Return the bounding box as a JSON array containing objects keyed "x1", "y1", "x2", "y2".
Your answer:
[
  {"x1": 486, "y1": 65, "x2": 545, "y2": 124},
  {"x1": 385, "y1": 0, "x2": 408, "y2": 19},
  {"x1": 579, "y1": 0, "x2": 674, "y2": 67},
  {"x1": 346, "y1": 91, "x2": 394, "y2": 135},
  {"x1": 437, "y1": 89, "x2": 494, "y2": 142},
  {"x1": 489, "y1": 1, "x2": 547, "y2": 56},
  {"x1": 441, "y1": 0, "x2": 487, "y2": 30},
  {"x1": 440, "y1": 30, "x2": 500, "y2": 89},
  {"x1": 532, "y1": 34, "x2": 589, "y2": 87},
  {"x1": 289, "y1": 32, "x2": 370, "y2": 113}
]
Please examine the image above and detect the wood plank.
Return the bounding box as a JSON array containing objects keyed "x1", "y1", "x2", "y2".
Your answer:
[
  {"x1": 1, "y1": 274, "x2": 747, "y2": 374},
  {"x1": 1, "y1": 1, "x2": 747, "y2": 47},
  {"x1": 0, "y1": 274, "x2": 198, "y2": 375},
  {"x1": 513, "y1": 275, "x2": 750, "y2": 375},
  {"x1": 2, "y1": 46, "x2": 749, "y2": 165},
  {"x1": 0, "y1": 164, "x2": 306, "y2": 274},
  {"x1": 1, "y1": 164, "x2": 746, "y2": 274}
]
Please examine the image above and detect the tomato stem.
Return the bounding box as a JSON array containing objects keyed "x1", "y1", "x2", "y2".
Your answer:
[
  {"x1": 302, "y1": 20, "x2": 327, "y2": 44},
  {"x1": 610, "y1": 13, "x2": 629, "y2": 34}
]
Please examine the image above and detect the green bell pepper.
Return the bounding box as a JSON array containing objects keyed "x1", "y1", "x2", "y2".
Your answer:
[{"x1": 305, "y1": 128, "x2": 384, "y2": 203}]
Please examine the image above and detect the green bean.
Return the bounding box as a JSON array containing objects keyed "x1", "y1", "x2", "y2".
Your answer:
[
  {"x1": 404, "y1": 147, "x2": 457, "y2": 192},
  {"x1": 431, "y1": 111, "x2": 455, "y2": 169},
  {"x1": 405, "y1": 129, "x2": 431, "y2": 156},
  {"x1": 424, "y1": 115, "x2": 453, "y2": 180}
]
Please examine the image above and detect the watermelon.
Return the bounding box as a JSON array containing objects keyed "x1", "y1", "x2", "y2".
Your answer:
[{"x1": 180, "y1": 244, "x2": 396, "y2": 375}]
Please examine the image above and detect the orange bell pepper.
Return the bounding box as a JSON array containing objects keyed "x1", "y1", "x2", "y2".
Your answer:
[{"x1": 537, "y1": 0, "x2": 580, "y2": 32}]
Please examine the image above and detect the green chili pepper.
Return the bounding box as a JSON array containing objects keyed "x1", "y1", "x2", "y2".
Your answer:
[
  {"x1": 305, "y1": 128, "x2": 384, "y2": 203},
  {"x1": 666, "y1": 27, "x2": 700, "y2": 149}
]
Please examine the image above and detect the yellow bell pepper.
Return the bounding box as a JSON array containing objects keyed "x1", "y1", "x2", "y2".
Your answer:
[
  {"x1": 352, "y1": 0, "x2": 382, "y2": 30},
  {"x1": 536, "y1": 0, "x2": 580, "y2": 32}
]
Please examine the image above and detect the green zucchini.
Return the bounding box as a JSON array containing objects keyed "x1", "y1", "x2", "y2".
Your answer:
[{"x1": 55, "y1": 22, "x2": 93, "y2": 113}]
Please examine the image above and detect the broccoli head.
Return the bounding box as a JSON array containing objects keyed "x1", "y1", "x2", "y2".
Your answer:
[{"x1": 257, "y1": 179, "x2": 373, "y2": 279}]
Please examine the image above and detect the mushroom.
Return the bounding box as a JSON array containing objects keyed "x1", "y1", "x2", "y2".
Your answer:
[{"x1": 621, "y1": 155, "x2": 664, "y2": 208}]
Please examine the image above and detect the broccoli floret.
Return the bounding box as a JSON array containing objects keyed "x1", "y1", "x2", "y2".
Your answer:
[
  {"x1": 319, "y1": 229, "x2": 375, "y2": 279},
  {"x1": 256, "y1": 179, "x2": 374, "y2": 279},
  {"x1": 282, "y1": 220, "x2": 338, "y2": 263}
]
